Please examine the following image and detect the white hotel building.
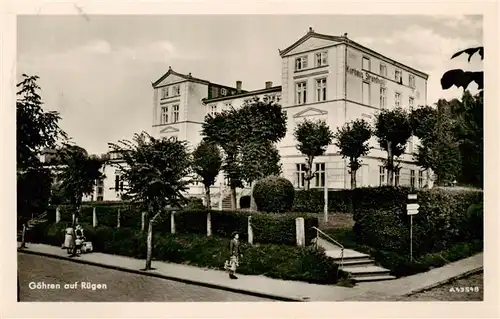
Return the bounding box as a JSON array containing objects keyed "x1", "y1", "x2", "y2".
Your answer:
[{"x1": 80, "y1": 28, "x2": 430, "y2": 206}]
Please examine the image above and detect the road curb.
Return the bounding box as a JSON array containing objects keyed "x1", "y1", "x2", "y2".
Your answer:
[
  {"x1": 402, "y1": 267, "x2": 483, "y2": 296},
  {"x1": 18, "y1": 249, "x2": 304, "y2": 302}
]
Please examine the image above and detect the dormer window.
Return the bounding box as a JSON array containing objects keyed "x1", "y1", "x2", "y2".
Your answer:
[
  {"x1": 295, "y1": 56, "x2": 308, "y2": 71},
  {"x1": 221, "y1": 88, "x2": 228, "y2": 96},
  {"x1": 161, "y1": 87, "x2": 169, "y2": 99},
  {"x1": 315, "y1": 51, "x2": 328, "y2": 67},
  {"x1": 172, "y1": 85, "x2": 180, "y2": 96}
]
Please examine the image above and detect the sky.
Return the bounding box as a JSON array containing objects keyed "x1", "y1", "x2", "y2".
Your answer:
[{"x1": 17, "y1": 15, "x2": 483, "y2": 155}]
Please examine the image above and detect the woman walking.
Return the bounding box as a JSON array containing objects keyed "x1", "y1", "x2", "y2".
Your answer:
[
  {"x1": 225, "y1": 232, "x2": 241, "y2": 279},
  {"x1": 63, "y1": 225, "x2": 75, "y2": 255}
]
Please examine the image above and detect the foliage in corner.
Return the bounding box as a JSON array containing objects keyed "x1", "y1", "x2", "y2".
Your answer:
[{"x1": 441, "y1": 46, "x2": 483, "y2": 95}]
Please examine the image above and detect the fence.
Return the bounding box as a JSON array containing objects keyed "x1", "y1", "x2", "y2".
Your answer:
[{"x1": 53, "y1": 206, "x2": 316, "y2": 247}]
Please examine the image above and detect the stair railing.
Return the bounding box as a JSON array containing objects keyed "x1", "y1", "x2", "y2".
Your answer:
[{"x1": 311, "y1": 226, "x2": 344, "y2": 273}]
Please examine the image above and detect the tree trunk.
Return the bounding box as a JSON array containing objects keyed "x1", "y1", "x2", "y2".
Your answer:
[
  {"x1": 230, "y1": 186, "x2": 237, "y2": 210},
  {"x1": 350, "y1": 170, "x2": 357, "y2": 189},
  {"x1": 20, "y1": 223, "x2": 27, "y2": 248},
  {"x1": 387, "y1": 141, "x2": 394, "y2": 186},
  {"x1": 145, "y1": 212, "x2": 160, "y2": 270},
  {"x1": 250, "y1": 182, "x2": 257, "y2": 211},
  {"x1": 306, "y1": 156, "x2": 314, "y2": 190},
  {"x1": 204, "y1": 185, "x2": 211, "y2": 209}
]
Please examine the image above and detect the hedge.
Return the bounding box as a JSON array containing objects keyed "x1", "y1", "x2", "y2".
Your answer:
[
  {"x1": 253, "y1": 176, "x2": 295, "y2": 213},
  {"x1": 48, "y1": 205, "x2": 319, "y2": 246},
  {"x1": 351, "y1": 186, "x2": 483, "y2": 257},
  {"x1": 27, "y1": 222, "x2": 341, "y2": 285}
]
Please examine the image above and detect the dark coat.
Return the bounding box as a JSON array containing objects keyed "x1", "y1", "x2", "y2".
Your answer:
[{"x1": 229, "y1": 238, "x2": 240, "y2": 257}]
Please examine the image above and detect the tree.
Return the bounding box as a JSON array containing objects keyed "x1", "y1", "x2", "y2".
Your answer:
[
  {"x1": 441, "y1": 47, "x2": 484, "y2": 96},
  {"x1": 54, "y1": 144, "x2": 105, "y2": 222},
  {"x1": 411, "y1": 103, "x2": 462, "y2": 186},
  {"x1": 16, "y1": 74, "x2": 67, "y2": 170},
  {"x1": 333, "y1": 119, "x2": 372, "y2": 189},
  {"x1": 373, "y1": 108, "x2": 412, "y2": 186},
  {"x1": 16, "y1": 74, "x2": 67, "y2": 248},
  {"x1": 452, "y1": 91, "x2": 483, "y2": 187},
  {"x1": 108, "y1": 132, "x2": 192, "y2": 270},
  {"x1": 192, "y1": 140, "x2": 222, "y2": 209},
  {"x1": 239, "y1": 141, "x2": 282, "y2": 210},
  {"x1": 293, "y1": 119, "x2": 334, "y2": 190},
  {"x1": 202, "y1": 97, "x2": 287, "y2": 209}
]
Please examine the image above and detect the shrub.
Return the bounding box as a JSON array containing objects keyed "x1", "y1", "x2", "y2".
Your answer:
[
  {"x1": 293, "y1": 189, "x2": 352, "y2": 213},
  {"x1": 251, "y1": 212, "x2": 318, "y2": 245},
  {"x1": 182, "y1": 197, "x2": 205, "y2": 211},
  {"x1": 253, "y1": 176, "x2": 295, "y2": 213},
  {"x1": 27, "y1": 222, "x2": 341, "y2": 285},
  {"x1": 175, "y1": 210, "x2": 207, "y2": 235},
  {"x1": 210, "y1": 210, "x2": 248, "y2": 241}
]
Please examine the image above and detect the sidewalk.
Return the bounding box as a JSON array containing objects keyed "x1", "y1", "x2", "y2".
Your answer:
[{"x1": 17, "y1": 243, "x2": 483, "y2": 301}]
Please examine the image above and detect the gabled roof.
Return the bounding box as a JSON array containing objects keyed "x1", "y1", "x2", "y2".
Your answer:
[
  {"x1": 279, "y1": 27, "x2": 429, "y2": 79},
  {"x1": 279, "y1": 27, "x2": 345, "y2": 57},
  {"x1": 202, "y1": 86, "x2": 282, "y2": 103},
  {"x1": 152, "y1": 67, "x2": 210, "y2": 88}
]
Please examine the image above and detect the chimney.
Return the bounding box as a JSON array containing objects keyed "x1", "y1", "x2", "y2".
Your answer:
[
  {"x1": 236, "y1": 81, "x2": 242, "y2": 93},
  {"x1": 265, "y1": 81, "x2": 273, "y2": 89},
  {"x1": 343, "y1": 33, "x2": 348, "y2": 38},
  {"x1": 309, "y1": 26, "x2": 314, "y2": 33}
]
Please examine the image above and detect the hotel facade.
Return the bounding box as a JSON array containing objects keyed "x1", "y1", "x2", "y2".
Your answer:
[{"x1": 79, "y1": 28, "x2": 430, "y2": 205}]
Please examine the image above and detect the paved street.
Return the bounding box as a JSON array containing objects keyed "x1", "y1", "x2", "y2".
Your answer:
[
  {"x1": 18, "y1": 254, "x2": 272, "y2": 302},
  {"x1": 396, "y1": 272, "x2": 484, "y2": 301}
]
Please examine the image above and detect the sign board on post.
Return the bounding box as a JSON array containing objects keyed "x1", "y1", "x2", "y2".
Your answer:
[
  {"x1": 408, "y1": 194, "x2": 418, "y2": 200},
  {"x1": 407, "y1": 194, "x2": 419, "y2": 262}
]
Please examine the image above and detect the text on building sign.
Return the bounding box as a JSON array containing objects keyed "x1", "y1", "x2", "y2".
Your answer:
[{"x1": 346, "y1": 66, "x2": 387, "y2": 87}]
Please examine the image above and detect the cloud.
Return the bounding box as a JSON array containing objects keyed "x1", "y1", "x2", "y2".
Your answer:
[
  {"x1": 355, "y1": 24, "x2": 482, "y2": 103},
  {"x1": 441, "y1": 15, "x2": 483, "y2": 31}
]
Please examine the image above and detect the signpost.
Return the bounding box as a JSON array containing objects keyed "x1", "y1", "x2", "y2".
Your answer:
[{"x1": 407, "y1": 194, "x2": 419, "y2": 261}]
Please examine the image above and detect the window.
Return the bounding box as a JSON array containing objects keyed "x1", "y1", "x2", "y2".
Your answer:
[
  {"x1": 394, "y1": 168, "x2": 400, "y2": 186},
  {"x1": 161, "y1": 106, "x2": 169, "y2": 124},
  {"x1": 97, "y1": 195, "x2": 103, "y2": 202},
  {"x1": 208, "y1": 104, "x2": 217, "y2": 116},
  {"x1": 114, "y1": 175, "x2": 123, "y2": 192},
  {"x1": 296, "y1": 82, "x2": 307, "y2": 105},
  {"x1": 316, "y1": 78, "x2": 327, "y2": 102},
  {"x1": 362, "y1": 81, "x2": 370, "y2": 105},
  {"x1": 395, "y1": 92, "x2": 401, "y2": 107},
  {"x1": 409, "y1": 75, "x2": 416, "y2": 88},
  {"x1": 380, "y1": 87, "x2": 387, "y2": 108},
  {"x1": 172, "y1": 85, "x2": 180, "y2": 96},
  {"x1": 379, "y1": 166, "x2": 385, "y2": 186},
  {"x1": 410, "y1": 170, "x2": 416, "y2": 188},
  {"x1": 315, "y1": 163, "x2": 325, "y2": 187},
  {"x1": 172, "y1": 104, "x2": 179, "y2": 123},
  {"x1": 315, "y1": 51, "x2": 328, "y2": 67},
  {"x1": 161, "y1": 87, "x2": 169, "y2": 99},
  {"x1": 295, "y1": 56, "x2": 308, "y2": 71},
  {"x1": 380, "y1": 64, "x2": 387, "y2": 77},
  {"x1": 362, "y1": 57, "x2": 370, "y2": 71},
  {"x1": 224, "y1": 102, "x2": 232, "y2": 109},
  {"x1": 395, "y1": 69, "x2": 402, "y2": 83},
  {"x1": 296, "y1": 164, "x2": 307, "y2": 188},
  {"x1": 409, "y1": 97, "x2": 415, "y2": 110},
  {"x1": 418, "y1": 171, "x2": 424, "y2": 188}
]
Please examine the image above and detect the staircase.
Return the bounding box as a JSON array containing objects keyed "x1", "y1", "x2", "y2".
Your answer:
[
  {"x1": 17, "y1": 212, "x2": 49, "y2": 241},
  {"x1": 312, "y1": 228, "x2": 396, "y2": 283}
]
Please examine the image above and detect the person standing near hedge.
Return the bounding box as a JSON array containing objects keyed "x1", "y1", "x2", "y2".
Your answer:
[
  {"x1": 63, "y1": 225, "x2": 75, "y2": 255},
  {"x1": 225, "y1": 232, "x2": 241, "y2": 279}
]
